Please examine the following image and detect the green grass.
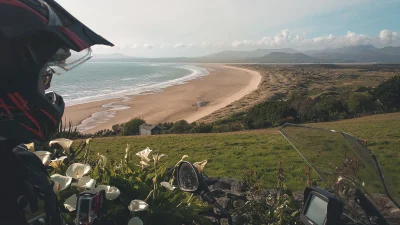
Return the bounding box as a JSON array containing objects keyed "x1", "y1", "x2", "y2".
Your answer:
[{"x1": 88, "y1": 113, "x2": 400, "y2": 191}]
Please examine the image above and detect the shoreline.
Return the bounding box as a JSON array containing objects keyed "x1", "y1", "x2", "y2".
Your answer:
[{"x1": 63, "y1": 64, "x2": 261, "y2": 133}]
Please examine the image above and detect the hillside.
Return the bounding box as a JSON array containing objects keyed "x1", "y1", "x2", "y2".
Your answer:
[
  {"x1": 251, "y1": 52, "x2": 317, "y2": 63},
  {"x1": 88, "y1": 112, "x2": 400, "y2": 190}
]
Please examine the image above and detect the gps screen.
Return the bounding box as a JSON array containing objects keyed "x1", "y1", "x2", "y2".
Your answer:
[{"x1": 304, "y1": 194, "x2": 328, "y2": 225}]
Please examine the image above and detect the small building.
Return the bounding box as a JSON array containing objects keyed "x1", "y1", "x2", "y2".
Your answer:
[{"x1": 139, "y1": 124, "x2": 161, "y2": 135}]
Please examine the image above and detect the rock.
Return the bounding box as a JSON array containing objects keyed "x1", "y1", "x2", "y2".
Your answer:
[
  {"x1": 231, "y1": 180, "x2": 248, "y2": 192},
  {"x1": 233, "y1": 199, "x2": 246, "y2": 209},
  {"x1": 293, "y1": 191, "x2": 304, "y2": 202},
  {"x1": 210, "y1": 189, "x2": 225, "y2": 198},
  {"x1": 212, "y1": 178, "x2": 235, "y2": 190},
  {"x1": 220, "y1": 218, "x2": 230, "y2": 225},
  {"x1": 206, "y1": 177, "x2": 220, "y2": 186},
  {"x1": 232, "y1": 214, "x2": 246, "y2": 225},
  {"x1": 216, "y1": 196, "x2": 232, "y2": 210}
]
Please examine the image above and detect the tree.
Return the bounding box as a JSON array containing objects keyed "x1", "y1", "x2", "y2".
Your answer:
[
  {"x1": 346, "y1": 93, "x2": 374, "y2": 114},
  {"x1": 371, "y1": 76, "x2": 400, "y2": 109},
  {"x1": 169, "y1": 120, "x2": 192, "y2": 134},
  {"x1": 123, "y1": 118, "x2": 146, "y2": 135}
]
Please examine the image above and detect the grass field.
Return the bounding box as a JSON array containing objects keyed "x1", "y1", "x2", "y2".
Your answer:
[{"x1": 88, "y1": 112, "x2": 400, "y2": 191}]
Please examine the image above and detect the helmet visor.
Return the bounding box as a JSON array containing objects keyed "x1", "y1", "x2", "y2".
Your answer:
[{"x1": 47, "y1": 47, "x2": 93, "y2": 75}]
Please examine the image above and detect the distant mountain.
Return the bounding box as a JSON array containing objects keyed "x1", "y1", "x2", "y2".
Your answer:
[
  {"x1": 92, "y1": 53, "x2": 133, "y2": 60},
  {"x1": 250, "y1": 52, "x2": 317, "y2": 63},
  {"x1": 201, "y1": 48, "x2": 299, "y2": 61}
]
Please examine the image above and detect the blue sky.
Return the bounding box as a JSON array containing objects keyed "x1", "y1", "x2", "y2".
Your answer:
[{"x1": 58, "y1": 0, "x2": 400, "y2": 57}]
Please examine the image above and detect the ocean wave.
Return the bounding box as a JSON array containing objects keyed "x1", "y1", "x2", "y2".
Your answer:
[{"x1": 65, "y1": 65, "x2": 209, "y2": 106}]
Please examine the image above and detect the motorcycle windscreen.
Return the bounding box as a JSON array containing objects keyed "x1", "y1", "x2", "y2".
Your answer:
[{"x1": 280, "y1": 124, "x2": 399, "y2": 224}]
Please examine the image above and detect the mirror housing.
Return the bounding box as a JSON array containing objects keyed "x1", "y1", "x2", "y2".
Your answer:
[{"x1": 177, "y1": 161, "x2": 210, "y2": 194}]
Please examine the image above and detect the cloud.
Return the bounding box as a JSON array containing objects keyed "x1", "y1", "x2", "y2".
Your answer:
[
  {"x1": 143, "y1": 44, "x2": 155, "y2": 49},
  {"x1": 173, "y1": 43, "x2": 187, "y2": 48},
  {"x1": 230, "y1": 29, "x2": 400, "y2": 50}
]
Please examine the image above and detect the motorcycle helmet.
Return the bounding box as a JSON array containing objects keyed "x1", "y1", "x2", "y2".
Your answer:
[{"x1": 0, "y1": 0, "x2": 114, "y2": 142}]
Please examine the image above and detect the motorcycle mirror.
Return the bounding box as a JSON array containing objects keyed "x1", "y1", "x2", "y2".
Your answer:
[{"x1": 177, "y1": 161, "x2": 200, "y2": 192}]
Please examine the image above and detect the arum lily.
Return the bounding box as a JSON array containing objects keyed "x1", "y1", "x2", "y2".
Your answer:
[
  {"x1": 95, "y1": 185, "x2": 120, "y2": 200},
  {"x1": 50, "y1": 156, "x2": 67, "y2": 168},
  {"x1": 97, "y1": 153, "x2": 107, "y2": 167},
  {"x1": 24, "y1": 142, "x2": 35, "y2": 152},
  {"x1": 66, "y1": 163, "x2": 91, "y2": 179},
  {"x1": 49, "y1": 138, "x2": 73, "y2": 154},
  {"x1": 77, "y1": 176, "x2": 96, "y2": 190},
  {"x1": 181, "y1": 155, "x2": 189, "y2": 161},
  {"x1": 85, "y1": 138, "x2": 93, "y2": 145},
  {"x1": 139, "y1": 160, "x2": 150, "y2": 169},
  {"x1": 193, "y1": 160, "x2": 208, "y2": 174},
  {"x1": 128, "y1": 217, "x2": 143, "y2": 225},
  {"x1": 160, "y1": 181, "x2": 176, "y2": 191},
  {"x1": 125, "y1": 144, "x2": 130, "y2": 159},
  {"x1": 51, "y1": 174, "x2": 72, "y2": 192},
  {"x1": 64, "y1": 194, "x2": 77, "y2": 212},
  {"x1": 34, "y1": 151, "x2": 51, "y2": 166},
  {"x1": 152, "y1": 153, "x2": 166, "y2": 165},
  {"x1": 128, "y1": 200, "x2": 149, "y2": 212},
  {"x1": 136, "y1": 147, "x2": 152, "y2": 162}
]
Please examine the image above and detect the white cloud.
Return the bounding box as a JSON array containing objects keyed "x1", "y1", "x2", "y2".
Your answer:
[
  {"x1": 143, "y1": 44, "x2": 155, "y2": 49},
  {"x1": 229, "y1": 29, "x2": 400, "y2": 50},
  {"x1": 174, "y1": 43, "x2": 187, "y2": 48}
]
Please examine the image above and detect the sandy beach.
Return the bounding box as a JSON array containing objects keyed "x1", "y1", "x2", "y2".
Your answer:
[{"x1": 63, "y1": 64, "x2": 261, "y2": 134}]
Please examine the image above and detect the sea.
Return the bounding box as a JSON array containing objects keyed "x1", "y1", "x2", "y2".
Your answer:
[
  {"x1": 51, "y1": 62, "x2": 209, "y2": 106},
  {"x1": 50, "y1": 62, "x2": 209, "y2": 131}
]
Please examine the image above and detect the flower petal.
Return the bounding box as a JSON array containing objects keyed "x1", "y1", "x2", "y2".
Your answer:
[
  {"x1": 49, "y1": 138, "x2": 73, "y2": 154},
  {"x1": 24, "y1": 142, "x2": 35, "y2": 152},
  {"x1": 128, "y1": 200, "x2": 149, "y2": 212},
  {"x1": 98, "y1": 154, "x2": 107, "y2": 167},
  {"x1": 64, "y1": 194, "x2": 77, "y2": 212},
  {"x1": 136, "y1": 147, "x2": 152, "y2": 162},
  {"x1": 33, "y1": 151, "x2": 51, "y2": 165},
  {"x1": 66, "y1": 163, "x2": 91, "y2": 179},
  {"x1": 85, "y1": 138, "x2": 93, "y2": 145},
  {"x1": 77, "y1": 176, "x2": 96, "y2": 190},
  {"x1": 193, "y1": 160, "x2": 208, "y2": 174},
  {"x1": 50, "y1": 156, "x2": 67, "y2": 168},
  {"x1": 127, "y1": 217, "x2": 143, "y2": 225},
  {"x1": 95, "y1": 185, "x2": 121, "y2": 200},
  {"x1": 181, "y1": 155, "x2": 189, "y2": 161},
  {"x1": 51, "y1": 174, "x2": 72, "y2": 192},
  {"x1": 160, "y1": 181, "x2": 176, "y2": 191}
]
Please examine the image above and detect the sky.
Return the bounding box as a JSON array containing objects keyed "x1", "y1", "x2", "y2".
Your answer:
[{"x1": 56, "y1": 0, "x2": 400, "y2": 57}]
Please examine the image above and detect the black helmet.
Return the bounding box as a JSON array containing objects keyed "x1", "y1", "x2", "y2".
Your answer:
[{"x1": 0, "y1": 0, "x2": 114, "y2": 141}]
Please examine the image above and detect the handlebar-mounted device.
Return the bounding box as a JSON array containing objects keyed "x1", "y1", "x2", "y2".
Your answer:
[
  {"x1": 301, "y1": 186, "x2": 344, "y2": 225},
  {"x1": 75, "y1": 190, "x2": 106, "y2": 225}
]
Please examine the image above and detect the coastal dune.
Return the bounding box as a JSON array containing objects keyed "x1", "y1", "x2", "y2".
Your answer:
[{"x1": 63, "y1": 64, "x2": 261, "y2": 133}]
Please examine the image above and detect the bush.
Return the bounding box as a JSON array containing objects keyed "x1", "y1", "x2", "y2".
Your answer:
[
  {"x1": 123, "y1": 118, "x2": 146, "y2": 136},
  {"x1": 372, "y1": 75, "x2": 400, "y2": 109},
  {"x1": 169, "y1": 120, "x2": 192, "y2": 134}
]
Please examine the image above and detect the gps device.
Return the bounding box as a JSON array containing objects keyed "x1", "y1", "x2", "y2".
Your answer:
[{"x1": 301, "y1": 187, "x2": 343, "y2": 225}]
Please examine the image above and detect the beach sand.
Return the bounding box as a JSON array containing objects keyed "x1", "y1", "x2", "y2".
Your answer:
[{"x1": 63, "y1": 64, "x2": 261, "y2": 134}]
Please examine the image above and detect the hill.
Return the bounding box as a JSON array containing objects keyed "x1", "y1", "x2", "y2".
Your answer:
[
  {"x1": 88, "y1": 112, "x2": 400, "y2": 190},
  {"x1": 250, "y1": 52, "x2": 317, "y2": 63}
]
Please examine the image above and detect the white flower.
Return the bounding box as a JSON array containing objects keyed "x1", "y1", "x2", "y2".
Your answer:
[
  {"x1": 128, "y1": 217, "x2": 144, "y2": 225},
  {"x1": 125, "y1": 144, "x2": 130, "y2": 159},
  {"x1": 139, "y1": 160, "x2": 150, "y2": 169},
  {"x1": 181, "y1": 155, "x2": 189, "y2": 161},
  {"x1": 49, "y1": 156, "x2": 67, "y2": 168},
  {"x1": 128, "y1": 200, "x2": 149, "y2": 212},
  {"x1": 24, "y1": 142, "x2": 35, "y2": 152},
  {"x1": 97, "y1": 153, "x2": 107, "y2": 167},
  {"x1": 51, "y1": 174, "x2": 72, "y2": 192},
  {"x1": 94, "y1": 185, "x2": 120, "y2": 200},
  {"x1": 66, "y1": 163, "x2": 91, "y2": 179},
  {"x1": 160, "y1": 181, "x2": 176, "y2": 191},
  {"x1": 193, "y1": 160, "x2": 208, "y2": 174},
  {"x1": 49, "y1": 138, "x2": 73, "y2": 154},
  {"x1": 136, "y1": 147, "x2": 152, "y2": 162},
  {"x1": 85, "y1": 138, "x2": 93, "y2": 145},
  {"x1": 77, "y1": 176, "x2": 96, "y2": 190},
  {"x1": 153, "y1": 153, "x2": 166, "y2": 165},
  {"x1": 33, "y1": 151, "x2": 51, "y2": 166},
  {"x1": 64, "y1": 194, "x2": 77, "y2": 212}
]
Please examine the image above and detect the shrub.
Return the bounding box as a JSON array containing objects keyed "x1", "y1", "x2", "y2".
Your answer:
[{"x1": 123, "y1": 118, "x2": 146, "y2": 136}]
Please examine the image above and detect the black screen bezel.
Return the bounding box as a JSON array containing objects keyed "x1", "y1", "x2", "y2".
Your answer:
[{"x1": 301, "y1": 191, "x2": 329, "y2": 225}]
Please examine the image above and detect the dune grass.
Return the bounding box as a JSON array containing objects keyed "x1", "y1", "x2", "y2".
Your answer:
[{"x1": 88, "y1": 113, "x2": 400, "y2": 191}]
